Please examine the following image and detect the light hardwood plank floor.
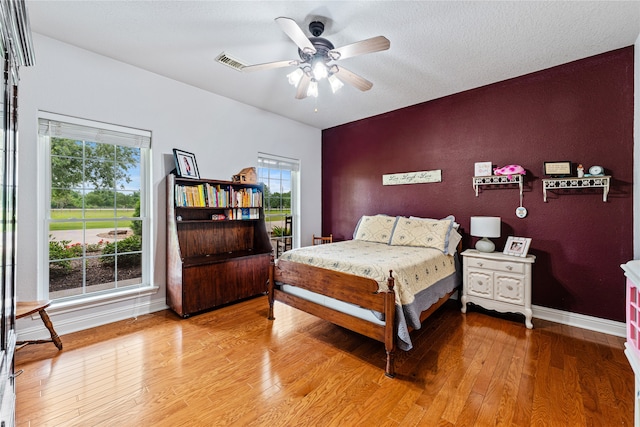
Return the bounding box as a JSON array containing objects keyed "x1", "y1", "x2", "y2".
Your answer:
[{"x1": 15, "y1": 296, "x2": 634, "y2": 426}]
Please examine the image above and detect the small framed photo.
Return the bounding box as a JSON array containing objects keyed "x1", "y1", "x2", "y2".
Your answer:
[
  {"x1": 474, "y1": 162, "x2": 492, "y2": 177},
  {"x1": 173, "y1": 149, "x2": 200, "y2": 179},
  {"x1": 503, "y1": 236, "x2": 532, "y2": 257},
  {"x1": 544, "y1": 161, "x2": 572, "y2": 177}
]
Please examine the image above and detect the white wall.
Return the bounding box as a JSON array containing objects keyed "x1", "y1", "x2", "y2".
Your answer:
[{"x1": 16, "y1": 34, "x2": 321, "y2": 337}]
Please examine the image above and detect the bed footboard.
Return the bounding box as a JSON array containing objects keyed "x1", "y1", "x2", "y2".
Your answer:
[{"x1": 268, "y1": 259, "x2": 398, "y2": 377}]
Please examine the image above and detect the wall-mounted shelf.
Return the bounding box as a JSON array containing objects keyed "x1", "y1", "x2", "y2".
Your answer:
[
  {"x1": 542, "y1": 176, "x2": 610, "y2": 202},
  {"x1": 473, "y1": 174, "x2": 523, "y2": 197}
]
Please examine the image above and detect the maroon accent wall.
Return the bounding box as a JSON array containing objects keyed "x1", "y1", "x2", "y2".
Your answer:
[{"x1": 322, "y1": 47, "x2": 634, "y2": 322}]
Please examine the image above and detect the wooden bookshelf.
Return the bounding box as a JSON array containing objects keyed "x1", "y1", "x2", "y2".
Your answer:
[{"x1": 166, "y1": 174, "x2": 272, "y2": 317}]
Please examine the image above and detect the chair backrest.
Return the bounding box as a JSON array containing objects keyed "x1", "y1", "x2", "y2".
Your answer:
[
  {"x1": 284, "y1": 215, "x2": 292, "y2": 236},
  {"x1": 282, "y1": 216, "x2": 293, "y2": 252},
  {"x1": 312, "y1": 234, "x2": 333, "y2": 245}
]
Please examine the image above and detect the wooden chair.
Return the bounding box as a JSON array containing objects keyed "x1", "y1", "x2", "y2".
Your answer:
[
  {"x1": 275, "y1": 216, "x2": 293, "y2": 258},
  {"x1": 282, "y1": 215, "x2": 293, "y2": 252},
  {"x1": 312, "y1": 234, "x2": 333, "y2": 245},
  {"x1": 16, "y1": 300, "x2": 63, "y2": 350}
]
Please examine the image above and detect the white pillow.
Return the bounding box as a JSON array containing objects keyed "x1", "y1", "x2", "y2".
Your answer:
[
  {"x1": 390, "y1": 217, "x2": 452, "y2": 252},
  {"x1": 353, "y1": 215, "x2": 398, "y2": 244},
  {"x1": 409, "y1": 215, "x2": 458, "y2": 254},
  {"x1": 447, "y1": 229, "x2": 463, "y2": 254}
]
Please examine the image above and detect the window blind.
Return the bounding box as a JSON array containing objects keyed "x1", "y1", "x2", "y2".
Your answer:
[
  {"x1": 38, "y1": 111, "x2": 151, "y2": 149},
  {"x1": 258, "y1": 153, "x2": 299, "y2": 172}
]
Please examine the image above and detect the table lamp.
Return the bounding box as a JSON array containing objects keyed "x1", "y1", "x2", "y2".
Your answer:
[{"x1": 470, "y1": 216, "x2": 501, "y2": 253}]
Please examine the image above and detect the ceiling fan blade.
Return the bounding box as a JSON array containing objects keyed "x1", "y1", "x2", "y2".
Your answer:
[
  {"x1": 333, "y1": 66, "x2": 373, "y2": 91},
  {"x1": 242, "y1": 59, "x2": 299, "y2": 72},
  {"x1": 328, "y1": 36, "x2": 390, "y2": 61},
  {"x1": 295, "y1": 73, "x2": 312, "y2": 99},
  {"x1": 275, "y1": 17, "x2": 316, "y2": 55}
]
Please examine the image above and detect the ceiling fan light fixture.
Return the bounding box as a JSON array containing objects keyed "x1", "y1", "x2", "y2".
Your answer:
[
  {"x1": 311, "y1": 60, "x2": 328, "y2": 80},
  {"x1": 328, "y1": 74, "x2": 344, "y2": 93},
  {"x1": 287, "y1": 68, "x2": 304, "y2": 86},
  {"x1": 307, "y1": 80, "x2": 318, "y2": 98}
]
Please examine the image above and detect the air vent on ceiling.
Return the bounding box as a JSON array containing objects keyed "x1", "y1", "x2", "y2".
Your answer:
[{"x1": 215, "y1": 52, "x2": 247, "y2": 71}]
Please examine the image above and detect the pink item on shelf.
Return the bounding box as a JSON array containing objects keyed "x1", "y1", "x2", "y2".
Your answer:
[{"x1": 493, "y1": 164, "x2": 525, "y2": 181}]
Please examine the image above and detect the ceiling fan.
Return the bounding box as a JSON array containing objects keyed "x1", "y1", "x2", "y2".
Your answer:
[{"x1": 220, "y1": 17, "x2": 390, "y2": 99}]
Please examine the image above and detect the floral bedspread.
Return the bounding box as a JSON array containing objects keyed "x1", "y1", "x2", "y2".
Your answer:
[{"x1": 278, "y1": 240, "x2": 455, "y2": 307}]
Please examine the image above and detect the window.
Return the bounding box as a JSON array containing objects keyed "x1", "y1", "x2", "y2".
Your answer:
[
  {"x1": 39, "y1": 112, "x2": 151, "y2": 301},
  {"x1": 257, "y1": 153, "x2": 299, "y2": 257}
]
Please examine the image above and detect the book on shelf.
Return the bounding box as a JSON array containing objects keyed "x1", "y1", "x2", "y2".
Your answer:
[
  {"x1": 175, "y1": 184, "x2": 207, "y2": 207},
  {"x1": 225, "y1": 208, "x2": 259, "y2": 220},
  {"x1": 174, "y1": 182, "x2": 262, "y2": 209}
]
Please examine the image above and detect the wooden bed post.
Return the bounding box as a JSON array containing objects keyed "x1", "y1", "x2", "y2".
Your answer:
[
  {"x1": 268, "y1": 260, "x2": 275, "y2": 320},
  {"x1": 384, "y1": 270, "x2": 396, "y2": 378}
]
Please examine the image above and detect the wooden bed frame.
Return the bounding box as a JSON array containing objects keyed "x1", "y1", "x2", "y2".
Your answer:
[{"x1": 267, "y1": 259, "x2": 458, "y2": 378}]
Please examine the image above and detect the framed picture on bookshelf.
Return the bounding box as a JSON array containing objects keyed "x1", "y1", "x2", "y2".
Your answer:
[
  {"x1": 503, "y1": 236, "x2": 532, "y2": 257},
  {"x1": 173, "y1": 149, "x2": 200, "y2": 179}
]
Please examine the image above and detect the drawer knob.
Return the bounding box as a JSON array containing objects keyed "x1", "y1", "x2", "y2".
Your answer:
[
  {"x1": 507, "y1": 285, "x2": 513, "y2": 291},
  {"x1": 506, "y1": 265, "x2": 513, "y2": 271},
  {"x1": 477, "y1": 262, "x2": 483, "y2": 267}
]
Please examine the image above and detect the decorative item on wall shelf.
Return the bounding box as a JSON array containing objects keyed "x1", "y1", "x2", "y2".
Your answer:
[
  {"x1": 577, "y1": 164, "x2": 585, "y2": 178},
  {"x1": 587, "y1": 165, "x2": 604, "y2": 176},
  {"x1": 503, "y1": 236, "x2": 532, "y2": 257},
  {"x1": 470, "y1": 216, "x2": 501, "y2": 253},
  {"x1": 474, "y1": 162, "x2": 492, "y2": 177},
  {"x1": 493, "y1": 164, "x2": 525, "y2": 181},
  {"x1": 173, "y1": 148, "x2": 200, "y2": 179},
  {"x1": 232, "y1": 167, "x2": 257, "y2": 184},
  {"x1": 543, "y1": 161, "x2": 572, "y2": 177}
]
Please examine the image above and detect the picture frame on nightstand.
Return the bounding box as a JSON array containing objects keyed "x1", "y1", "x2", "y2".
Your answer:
[{"x1": 503, "y1": 236, "x2": 532, "y2": 257}]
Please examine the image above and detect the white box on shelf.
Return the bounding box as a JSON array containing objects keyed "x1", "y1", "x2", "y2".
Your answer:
[{"x1": 474, "y1": 162, "x2": 492, "y2": 177}]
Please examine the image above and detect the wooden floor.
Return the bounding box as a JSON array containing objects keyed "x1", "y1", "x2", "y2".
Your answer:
[{"x1": 15, "y1": 296, "x2": 634, "y2": 426}]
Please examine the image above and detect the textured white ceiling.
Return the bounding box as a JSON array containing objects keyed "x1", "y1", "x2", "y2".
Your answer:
[{"x1": 25, "y1": 1, "x2": 640, "y2": 130}]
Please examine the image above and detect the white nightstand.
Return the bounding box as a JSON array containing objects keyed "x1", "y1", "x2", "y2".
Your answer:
[{"x1": 461, "y1": 249, "x2": 536, "y2": 328}]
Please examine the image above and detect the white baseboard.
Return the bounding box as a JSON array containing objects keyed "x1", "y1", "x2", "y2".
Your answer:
[
  {"x1": 17, "y1": 296, "x2": 626, "y2": 342},
  {"x1": 17, "y1": 298, "x2": 169, "y2": 341},
  {"x1": 532, "y1": 304, "x2": 625, "y2": 337},
  {"x1": 455, "y1": 290, "x2": 626, "y2": 337}
]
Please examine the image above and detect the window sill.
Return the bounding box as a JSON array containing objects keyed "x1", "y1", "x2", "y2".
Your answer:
[{"x1": 47, "y1": 285, "x2": 160, "y2": 316}]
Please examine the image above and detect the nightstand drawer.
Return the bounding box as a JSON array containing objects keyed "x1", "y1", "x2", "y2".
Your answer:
[{"x1": 465, "y1": 257, "x2": 525, "y2": 274}]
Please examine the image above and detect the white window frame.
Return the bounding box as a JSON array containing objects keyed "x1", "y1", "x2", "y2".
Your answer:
[
  {"x1": 37, "y1": 112, "x2": 155, "y2": 307},
  {"x1": 258, "y1": 153, "x2": 300, "y2": 249}
]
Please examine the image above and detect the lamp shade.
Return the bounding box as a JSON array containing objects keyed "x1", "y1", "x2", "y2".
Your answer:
[{"x1": 470, "y1": 216, "x2": 501, "y2": 238}]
